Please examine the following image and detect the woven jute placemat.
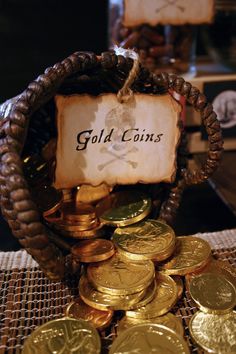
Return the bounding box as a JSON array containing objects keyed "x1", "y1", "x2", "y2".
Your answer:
[{"x1": 0, "y1": 229, "x2": 236, "y2": 354}]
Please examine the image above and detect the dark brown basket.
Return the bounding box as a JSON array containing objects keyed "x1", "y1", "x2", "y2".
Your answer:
[{"x1": 0, "y1": 51, "x2": 223, "y2": 280}]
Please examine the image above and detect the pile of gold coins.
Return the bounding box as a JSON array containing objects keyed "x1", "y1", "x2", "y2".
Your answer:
[{"x1": 22, "y1": 151, "x2": 236, "y2": 353}]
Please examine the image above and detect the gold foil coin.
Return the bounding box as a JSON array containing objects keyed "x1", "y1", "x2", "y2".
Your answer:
[
  {"x1": 129, "y1": 280, "x2": 157, "y2": 310},
  {"x1": 62, "y1": 201, "x2": 96, "y2": 222},
  {"x1": 189, "y1": 272, "x2": 236, "y2": 314},
  {"x1": 65, "y1": 297, "x2": 113, "y2": 330},
  {"x1": 96, "y1": 191, "x2": 152, "y2": 227},
  {"x1": 57, "y1": 223, "x2": 104, "y2": 239},
  {"x1": 79, "y1": 275, "x2": 147, "y2": 311},
  {"x1": 126, "y1": 273, "x2": 178, "y2": 319},
  {"x1": 76, "y1": 183, "x2": 112, "y2": 204},
  {"x1": 55, "y1": 218, "x2": 99, "y2": 232},
  {"x1": 159, "y1": 236, "x2": 211, "y2": 275},
  {"x1": 172, "y1": 275, "x2": 184, "y2": 300},
  {"x1": 22, "y1": 317, "x2": 101, "y2": 354},
  {"x1": 87, "y1": 253, "x2": 155, "y2": 295},
  {"x1": 71, "y1": 239, "x2": 115, "y2": 263},
  {"x1": 113, "y1": 219, "x2": 175, "y2": 261},
  {"x1": 117, "y1": 313, "x2": 184, "y2": 337},
  {"x1": 185, "y1": 258, "x2": 236, "y2": 291},
  {"x1": 109, "y1": 324, "x2": 190, "y2": 354},
  {"x1": 189, "y1": 311, "x2": 236, "y2": 353}
]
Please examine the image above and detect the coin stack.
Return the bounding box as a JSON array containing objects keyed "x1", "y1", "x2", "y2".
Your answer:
[{"x1": 43, "y1": 197, "x2": 104, "y2": 240}]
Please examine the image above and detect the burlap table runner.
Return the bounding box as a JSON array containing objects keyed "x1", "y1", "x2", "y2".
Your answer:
[{"x1": 0, "y1": 229, "x2": 236, "y2": 354}]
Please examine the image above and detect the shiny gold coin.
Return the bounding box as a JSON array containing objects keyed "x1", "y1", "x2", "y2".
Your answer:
[
  {"x1": 172, "y1": 276, "x2": 184, "y2": 300},
  {"x1": 96, "y1": 191, "x2": 152, "y2": 227},
  {"x1": 87, "y1": 253, "x2": 155, "y2": 295},
  {"x1": 109, "y1": 324, "x2": 190, "y2": 354},
  {"x1": 185, "y1": 258, "x2": 236, "y2": 291},
  {"x1": 65, "y1": 297, "x2": 113, "y2": 331},
  {"x1": 117, "y1": 313, "x2": 184, "y2": 337},
  {"x1": 189, "y1": 311, "x2": 236, "y2": 353},
  {"x1": 76, "y1": 183, "x2": 112, "y2": 204},
  {"x1": 126, "y1": 273, "x2": 178, "y2": 319},
  {"x1": 62, "y1": 201, "x2": 96, "y2": 222},
  {"x1": 57, "y1": 223, "x2": 104, "y2": 239},
  {"x1": 61, "y1": 188, "x2": 74, "y2": 202},
  {"x1": 71, "y1": 239, "x2": 115, "y2": 263},
  {"x1": 79, "y1": 275, "x2": 147, "y2": 311},
  {"x1": 159, "y1": 236, "x2": 211, "y2": 275},
  {"x1": 189, "y1": 272, "x2": 236, "y2": 314},
  {"x1": 55, "y1": 218, "x2": 99, "y2": 232},
  {"x1": 113, "y1": 219, "x2": 175, "y2": 261},
  {"x1": 130, "y1": 280, "x2": 157, "y2": 310},
  {"x1": 22, "y1": 317, "x2": 101, "y2": 354}
]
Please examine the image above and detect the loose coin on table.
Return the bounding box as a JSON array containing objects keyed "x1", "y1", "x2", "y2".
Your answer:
[
  {"x1": 109, "y1": 324, "x2": 190, "y2": 354},
  {"x1": 159, "y1": 236, "x2": 211, "y2": 276},
  {"x1": 87, "y1": 253, "x2": 155, "y2": 295},
  {"x1": 126, "y1": 273, "x2": 178, "y2": 319},
  {"x1": 95, "y1": 191, "x2": 152, "y2": 227},
  {"x1": 112, "y1": 219, "x2": 175, "y2": 261},
  {"x1": 189, "y1": 272, "x2": 236, "y2": 314},
  {"x1": 185, "y1": 258, "x2": 236, "y2": 290},
  {"x1": 117, "y1": 313, "x2": 184, "y2": 337},
  {"x1": 65, "y1": 297, "x2": 113, "y2": 330},
  {"x1": 22, "y1": 317, "x2": 101, "y2": 354},
  {"x1": 79, "y1": 274, "x2": 147, "y2": 311},
  {"x1": 71, "y1": 239, "x2": 115, "y2": 263},
  {"x1": 189, "y1": 311, "x2": 236, "y2": 353}
]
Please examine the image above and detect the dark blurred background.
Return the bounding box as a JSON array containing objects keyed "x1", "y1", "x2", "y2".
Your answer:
[{"x1": 0, "y1": 0, "x2": 108, "y2": 102}]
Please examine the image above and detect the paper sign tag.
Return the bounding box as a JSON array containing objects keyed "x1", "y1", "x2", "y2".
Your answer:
[
  {"x1": 123, "y1": 0, "x2": 214, "y2": 26},
  {"x1": 54, "y1": 93, "x2": 181, "y2": 189}
]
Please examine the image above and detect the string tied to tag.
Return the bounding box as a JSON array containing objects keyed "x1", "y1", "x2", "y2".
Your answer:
[{"x1": 114, "y1": 46, "x2": 140, "y2": 104}]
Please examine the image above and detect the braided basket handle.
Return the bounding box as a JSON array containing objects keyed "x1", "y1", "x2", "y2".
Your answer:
[
  {"x1": 161, "y1": 73, "x2": 223, "y2": 185},
  {"x1": 0, "y1": 52, "x2": 223, "y2": 280}
]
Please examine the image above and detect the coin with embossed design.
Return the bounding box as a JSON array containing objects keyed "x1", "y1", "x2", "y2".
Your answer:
[
  {"x1": 112, "y1": 219, "x2": 175, "y2": 261},
  {"x1": 96, "y1": 191, "x2": 152, "y2": 227},
  {"x1": 87, "y1": 253, "x2": 155, "y2": 295},
  {"x1": 189, "y1": 311, "x2": 236, "y2": 353},
  {"x1": 109, "y1": 324, "x2": 190, "y2": 354},
  {"x1": 189, "y1": 272, "x2": 236, "y2": 314},
  {"x1": 159, "y1": 236, "x2": 211, "y2": 275},
  {"x1": 117, "y1": 313, "x2": 184, "y2": 337},
  {"x1": 79, "y1": 274, "x2": 147, "y2": 311},
  {"x1": 71, "y1": 239, "x2": 115, "y2": 263},
  {"x1": 126, "y1": 273, "x2": 178, "y2": 319},
  {"x1": 185, "y1": 258, "x2": 236, "y2": 291},
  {"x1": 22, "y1": 317, "x2": 101, "y2": 354},
  {"x1": 65, "y1": 297, "x2": 113, "y2": 331}
]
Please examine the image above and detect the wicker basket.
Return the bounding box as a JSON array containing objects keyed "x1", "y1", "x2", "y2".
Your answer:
[{"x1": 0, "y1": 51, "x2": 223, "y2": 280}]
